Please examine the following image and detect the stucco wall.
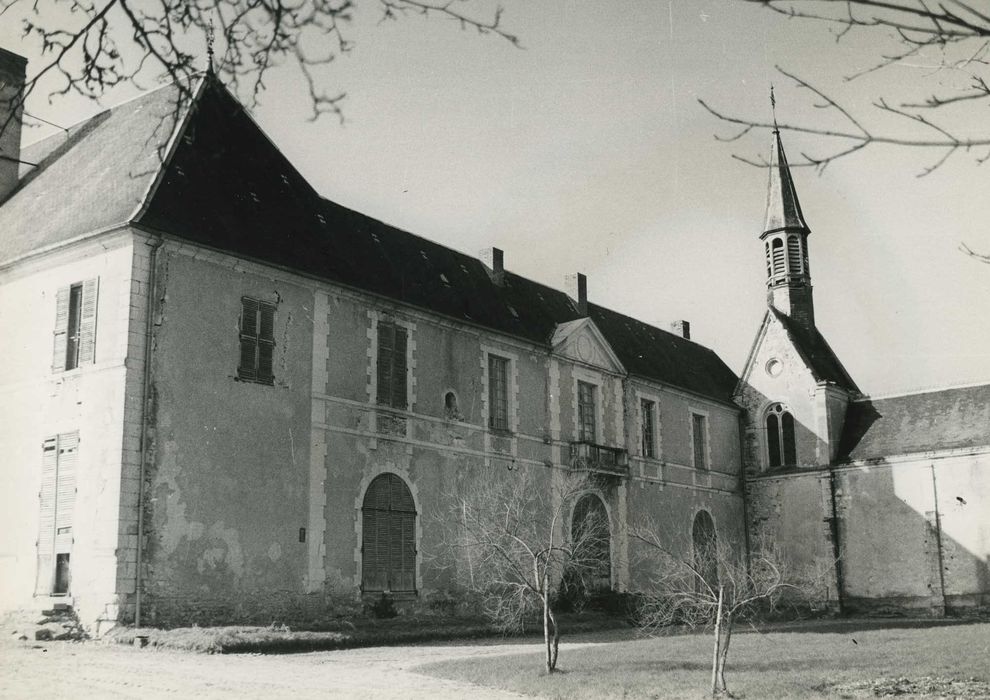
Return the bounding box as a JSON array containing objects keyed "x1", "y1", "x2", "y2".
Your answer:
[
  {"x1": 140, "y1": 246, "x2": 314, "y2": 625},
  {"x1": 0, "y1": 232, "x2": 137, "y2": 629}
]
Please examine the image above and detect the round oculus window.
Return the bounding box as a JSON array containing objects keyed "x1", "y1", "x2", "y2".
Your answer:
[{"x1": 765, "y1": 359, "x2": 783, "y2": 377}]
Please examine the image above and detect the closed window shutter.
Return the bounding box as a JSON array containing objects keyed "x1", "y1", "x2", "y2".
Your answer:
[
  {"x1": 391, "y1": 327, "x2": 407, "y2": 409},
  {"x1": 76, "y1": 278, "x2": 99, "y2": 365},
  {"x1": 52, "y1": 287, "x2": 70, "y2": 372},
  {"x1": 257, "y1": 303, "x2": 275, "y2": 381},
  {"x1": 361, "y1": 474, "x2": 416, "y2": 594},
  {"x1": 238, "y1": 298, "x2": 275, "y2": 384},
  {"x1": 36, "y1": 438, "x2": 58, "y2": 594},
  {"x1": 54, "y1": 434, "x2": 78, "y2": 550},
  {"x1": 376, "y1": 323, "x2": 393, "y2": 405}
]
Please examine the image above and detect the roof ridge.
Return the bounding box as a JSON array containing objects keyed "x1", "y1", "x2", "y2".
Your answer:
[{"x1": 854, "y1": 380, "x2": 990, "y2": 402}]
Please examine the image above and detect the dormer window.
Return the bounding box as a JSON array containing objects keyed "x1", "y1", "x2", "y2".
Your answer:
[{"x1": 765, "y1": 403, "x2": 797, "y2": 468}]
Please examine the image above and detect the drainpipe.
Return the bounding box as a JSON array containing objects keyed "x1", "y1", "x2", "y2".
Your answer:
[
  {"x1": 826, "y1": 466, "x2": 845, "y2": 615},
  {"x1": 930, "y1": 464, "x2": 947, "y2": 616},
  {"x1": 134, "y1": 236, "x2": 164, "y2": 626}
]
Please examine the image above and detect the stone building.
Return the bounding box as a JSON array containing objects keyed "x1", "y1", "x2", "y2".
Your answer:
[{"x1": 0, "y1": 49, "x2": 986, "y2": 632}]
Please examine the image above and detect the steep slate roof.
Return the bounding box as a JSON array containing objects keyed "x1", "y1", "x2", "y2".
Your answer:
[
  {"x1": 0, "y1": 82, "x2": 189, "y2": 263},
  {"x1": 763, "y1": 130, "x2": 809, "y2": 235},
  {"x1": 837, "y1": 384, "x2": 990, "y2": 461},
  {"x1": 770, "y1": 307, "x2": 859, "y2": 392},
  {"x1": 3, "y1": 77, "x2": 739, "y2": 403}
]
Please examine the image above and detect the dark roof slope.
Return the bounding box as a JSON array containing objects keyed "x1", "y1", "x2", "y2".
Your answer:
[
  {"x1": 771, "y1": 307, "x2": 859, "y2": 392},
  {"x1": 8, "y1": 77, "x2": 738, "y2": 403},
  {"x1": 837, "y1": 384, "x2": 990, "y2": 461},
  {"x1": 0, "y1": 83, "x2": 187, "y2": 264}
]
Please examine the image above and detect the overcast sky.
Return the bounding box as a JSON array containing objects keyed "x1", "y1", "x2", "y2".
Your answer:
[{"x1": 4, "y1": 1, "x2": 989, "y2": 397}]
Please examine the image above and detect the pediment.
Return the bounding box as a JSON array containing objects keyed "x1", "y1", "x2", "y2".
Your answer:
[{"x1": 551, "y1": 318, "x2": 625, "y2": 374}]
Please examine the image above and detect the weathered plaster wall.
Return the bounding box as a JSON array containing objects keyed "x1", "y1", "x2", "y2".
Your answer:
[
  {"x1": 141, "y1": 246, "x2": 314, "y2": 625},
  {"x1": 0, "y1": 232, "x2": 137, "y2": 629}
]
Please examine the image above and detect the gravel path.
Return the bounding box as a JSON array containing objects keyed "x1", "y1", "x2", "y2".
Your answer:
[{"x1": 0, "y1": 638, "x2": 571, "y2": 699}]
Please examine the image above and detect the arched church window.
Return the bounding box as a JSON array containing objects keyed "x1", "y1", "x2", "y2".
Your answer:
[
  {"x1": 787, "y1": 235, "x2": 802, "y2": 275},
  {"x1": 770, "y1": 238, "x2": 785, "y2": 280},
  {"x1": 361, "y1": 473, "x2": 417, "y2": 594},
  {"x1": 692, "y1": 510, "x2": 719, "y2": 593},
  {"x1": 765, "y1": 403, "x2": 797, "y2": 468}
]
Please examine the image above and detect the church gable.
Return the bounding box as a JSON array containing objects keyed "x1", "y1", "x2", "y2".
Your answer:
[{"x1": 551, "y1": 318, "x2": 625, "y2": 374}]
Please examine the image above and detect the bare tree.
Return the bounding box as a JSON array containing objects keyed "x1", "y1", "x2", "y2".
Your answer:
[
  {"x1": 439, "y1": 467, "x2": 611, "y2": 674},
  {"x1": 633, "y1": 527, "x2": 823, "y2": 698},
  {"x1": 1, "y1": 0, "x2": 518, "y2": 125}
]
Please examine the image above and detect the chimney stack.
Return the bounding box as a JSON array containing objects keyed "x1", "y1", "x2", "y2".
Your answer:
[
  {"x1": 480, "y1": 246, "x2": 505, "y2": 286},
  {"x1": 0, "y1": 48, "x2": 26, "y2": 203},
  {"x1": 670, "y1": 320, "x2": 691, "y2": 340},
  {"x1": 565, "y1": 273, "x2": 588, "y2": 316}
]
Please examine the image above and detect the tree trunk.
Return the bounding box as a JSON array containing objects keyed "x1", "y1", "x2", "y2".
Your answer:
[
  {"x1": 711, "y1": 585, "x2": 723, "y2": 697},
  {"x1": 543, "y1": 589, "x2": 553, "y2": 674},
  {"x1": 716, "y1": 613, "x2": 732, "y2": 696},
  {"x1": 548, "y1": 603, "x2": 560, "y2": 670}
]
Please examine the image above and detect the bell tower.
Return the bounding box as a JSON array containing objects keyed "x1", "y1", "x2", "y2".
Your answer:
[{"x1": 761, "y1": 127, "x2": 814, "y2": 329}]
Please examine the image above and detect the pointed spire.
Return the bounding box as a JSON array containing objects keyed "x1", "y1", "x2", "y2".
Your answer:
[
  {"x1": 206, "y1": 20, "x2": 216, "y2": 76},
  {"x1": 762, "y1": 126, "x2": 809, "y2": 237}
]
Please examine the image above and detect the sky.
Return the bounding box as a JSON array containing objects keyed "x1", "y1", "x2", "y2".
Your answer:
[{"x1": 3, "y1": 0, "x2": 989, "y2": 397}]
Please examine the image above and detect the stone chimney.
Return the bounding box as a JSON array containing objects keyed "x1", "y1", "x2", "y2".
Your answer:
[
  {"x1": 480, "y1": 246, "x2": 505, "y2": 286},
  {"x1": 565, "y1": 273, "x2": 588, "y2": 316},
  {"x1": 0, "y1": 48, "x2": 26, "y2": 203},
  {"x1": 670, "y1": 320, "x2": 691, "y2": 340}
]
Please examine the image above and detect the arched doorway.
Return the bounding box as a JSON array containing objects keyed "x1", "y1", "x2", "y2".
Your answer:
[
  {"x1": 692, "y1": 510, "x2": 719, "y2": 593},
  {"x1": 571, "y1": 493, "x2": 612, "y2": 592},
  {"x1": 361, "y1": 473, "x2": 417, "y2": 594}
]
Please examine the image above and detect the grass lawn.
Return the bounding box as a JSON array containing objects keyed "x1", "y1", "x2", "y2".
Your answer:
[{"x1": 420, "y1": 621, "x2": 990, "y2": 699}]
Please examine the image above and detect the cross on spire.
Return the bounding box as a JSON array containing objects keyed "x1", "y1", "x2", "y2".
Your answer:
[
  {"x1": 206, "y1": 20, "x2": 216, "y2": 75},
  {"x1": 770, "y1": 84, "x2": 778, "y2": 133}
]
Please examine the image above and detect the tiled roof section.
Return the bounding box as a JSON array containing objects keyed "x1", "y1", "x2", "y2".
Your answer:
[
  {"x1": 12, "y1": 78, "x2": 738, "y2": 403},
  {"x1": 0, "y1": 83, "x2": 188, "y2": 264},
  {"x1": 838, "y1": 384, "x2": 990, "y2": 461},
  {"x1": 763, "y1": 130, "x2": 809, "y2": 236},
  {"x1": 770, "y1": 307, "x2": 859, "y2": 392}
]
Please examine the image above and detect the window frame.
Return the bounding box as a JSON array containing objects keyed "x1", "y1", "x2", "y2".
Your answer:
[
  {"x1": 640, "y1": 398, "x2": 657, "y2": 459},
  {"x1": 689, "y1": 410, "x2": 710, "y2": 471},
  {"x1": 237, "y1": 296, "x2": 277, "y2": 385},
  {"x1": 52, "y1": 278, "x2": 98, "y2": 373},
  {"x1": 577, "y1": 380, "x2": 598, "y2": 443},
  {"x1": 765, "y1": 402, "x2": 797, "y2": 469},
  {"x1": 487, "y1": 354, "x2": 511, "y2": 433},
  {"x1": 375, "y1": 319, "x2": 409, "y2": 410}
]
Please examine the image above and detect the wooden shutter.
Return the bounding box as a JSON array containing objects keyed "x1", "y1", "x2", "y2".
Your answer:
[
  {"x1": 376, "y1": 323, "x2": 393, "y2": 405},
  {"x1": 692, "y1": 414, "x2": 707, "y2": 469},
  {"x1": 36, "y1": 438, "x2": 58, "y2": 594},
  {"x1": 391, "y1": 327, "x2": 407, "y2": 409},
  {"x1": 51, "y1": 287, "x2": 70, "y2": 372},
  {"x1": 361, "y1": 474, "x2": 416, "y2": 593},
  {"x1": 257, "y1": 302, "x2": 275, "y2": 381},
  {"x1": 76, "y1": 278, "x2": 99, "y2": 365},
  {"x1": 54, "y1": 434, "x2": 78, "y2": 553},
  {"x1": 239, "y1": 298, "x2": 259, "y2": 380}
]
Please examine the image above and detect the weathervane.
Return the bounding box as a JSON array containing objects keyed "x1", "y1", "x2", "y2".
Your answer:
[
  {"x1": 206, "y1": 19, "x2": 216, "y2": 75},
  {"x1": 770, "y1": 84, "x2": 779, "y2": 134}
]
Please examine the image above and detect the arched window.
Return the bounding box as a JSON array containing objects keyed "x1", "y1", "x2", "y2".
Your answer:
[
  {"x1": 571, "y1": 494, "x2": 611, "y2": 592},
  {"x1": 787, "y1": 235, "x2": 803, "y2": 275},
  {"x1": 770, "y1": 238, "x2": 785, "y2": 280},
  {"x1": 361, "y1": 473, "x2": 416, "y2": 594},
  {"x1": 692, "y1": 511, "x2": 718, "y2": 593},
  {"x1": 765, "y1": 403, "x2": 797, "y2": 468}
]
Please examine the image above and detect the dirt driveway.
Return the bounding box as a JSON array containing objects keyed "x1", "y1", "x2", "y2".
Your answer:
[{"x1": 0, "y1": 638, "x2": 565, "y2": 699}]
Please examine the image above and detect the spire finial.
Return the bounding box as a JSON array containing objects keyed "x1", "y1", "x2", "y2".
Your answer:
[
  {"x1": 770, "y1": 84, "x2": 778, "y2": 134},
  {"x1": 206, "y1": 19, "x2": 216, "y2": 75}
]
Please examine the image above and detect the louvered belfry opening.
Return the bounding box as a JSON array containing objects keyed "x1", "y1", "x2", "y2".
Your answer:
[
  {"x1": 787, "y1": 235, "x2": 803, "y2": 277},
  {"x1": 361, "y1": 473, "x2": 417, "y2": 595}
]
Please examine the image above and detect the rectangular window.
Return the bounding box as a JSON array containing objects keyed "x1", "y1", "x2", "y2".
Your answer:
[
  {"x1": 488, "y1": 354, "x2": 510, "y2": 432},
  {"x1": 376, "y1": 321, "x2": 408, "y2": 409},
  {"x1": 692, "y1": 413, "x2": 708, "y2": 470},
  {"x1": 238, "y1": 297, "x2": 276, "y2": 384},
  {"x1": 641, "y1": 399, "x2": 656, "y2": 458},
  {"x1": 577, "y1": 381, "x2": 597, "y2": 443},
  {"x1": 37, "y1": 432, "x2": 78, "y2": 595},
  {"x1": 52, "y1": 279, "x2": 98, "y2": 372}
]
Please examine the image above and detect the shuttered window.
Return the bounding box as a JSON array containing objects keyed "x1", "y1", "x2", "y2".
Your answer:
[
  {"x1": 641, "y1": 399, "x2": 656, "y2": 458},
  {"x1": 376, "y1": 322, "x2": 408, "y2": 410},
  {"x1": 52, "y1": 279, "x2": 98, "y2": 372},
  {"x1": 488, "y1": 354, "x2": 509, "y2": 432},
  {"x1": 37, "y1": 432, "x2": 78, "y2": 595},
  {"x1": 692, "y1": 413, "x2": 708, "y2": 470},
  {"x1": 770, "y1": 238, "x2": 785, "y2": 280},
  {"x1": 238, "y1": 297, "x2": 276, "y2": 384},
  {"x1": 361, "y1": 473, "x2": 416, "y2": 594},
  {"x1": 578, "y1": 381, "x2": 597, "y2": 442}
]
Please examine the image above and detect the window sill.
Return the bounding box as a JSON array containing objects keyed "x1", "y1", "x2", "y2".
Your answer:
[{"x1": 235, "y1": 374, "x2": 274, "y2": 385}]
